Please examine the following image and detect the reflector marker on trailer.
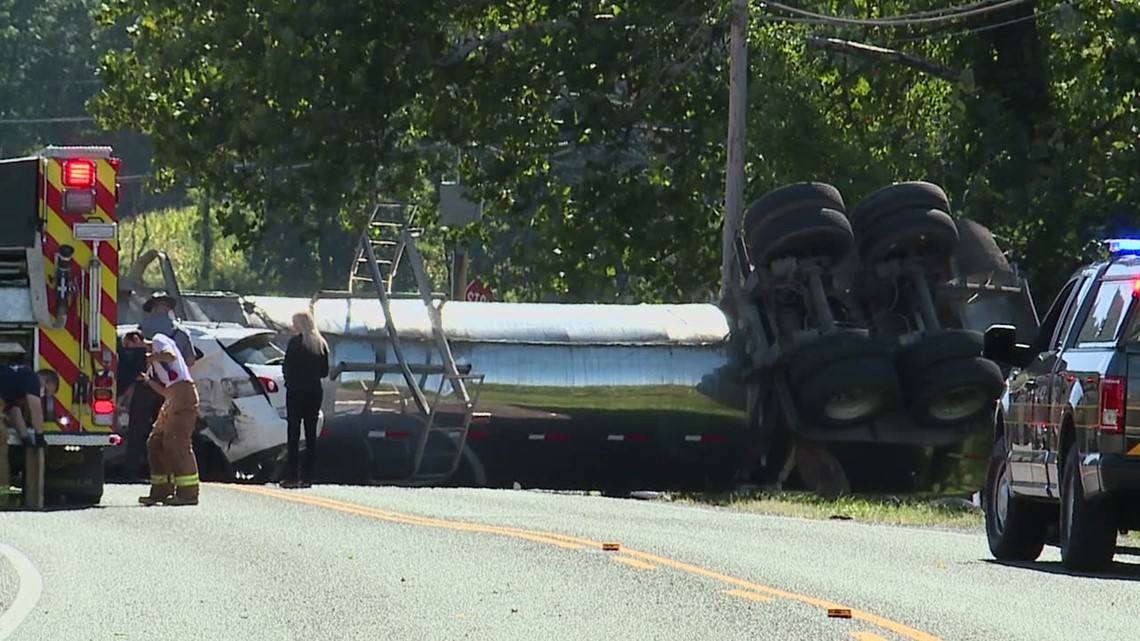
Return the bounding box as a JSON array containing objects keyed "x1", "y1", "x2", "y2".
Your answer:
[
  {"x1": 685, "y1": 434, "x2": 729, "y2": 443},
  {"x1": 528, "y1": 433, "x2": 570, "y2": 441},
  {"x1": 607, "y1": 434, "x2": 649, "y2": 442},
  {"x1": 367, "y1": 430, "x2": 411, "y2": 439}
]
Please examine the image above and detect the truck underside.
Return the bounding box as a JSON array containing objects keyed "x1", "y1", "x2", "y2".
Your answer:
[{"x1": 122, "y1": 183, "x2": 1037, "y2": 496}]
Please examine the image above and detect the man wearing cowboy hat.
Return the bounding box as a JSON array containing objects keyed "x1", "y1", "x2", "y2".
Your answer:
[{"x1": 125, "y1": 291, "x2": 197, "y2": 481}]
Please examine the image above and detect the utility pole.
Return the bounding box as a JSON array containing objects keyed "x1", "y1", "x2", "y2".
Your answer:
[{"x1": 721, "y1": 0, "x2": 749, "y2": 303}]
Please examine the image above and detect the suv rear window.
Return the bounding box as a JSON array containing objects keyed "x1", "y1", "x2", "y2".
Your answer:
[
  {"x1": 226, "y1": 335, "x2": 285, "y2": 365},
  {"x1": 1076, "y1": 279, "x2": 1135, "y2": 345}
]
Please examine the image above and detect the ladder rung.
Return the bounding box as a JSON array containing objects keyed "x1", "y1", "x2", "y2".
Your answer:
[{"x1": 387, "y1": 292, "x2": 449, "y2": 300}]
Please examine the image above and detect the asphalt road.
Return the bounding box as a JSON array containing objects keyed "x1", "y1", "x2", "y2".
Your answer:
[{"x1": 2, "y1": 484, "x2": 1139, "y2": 641}]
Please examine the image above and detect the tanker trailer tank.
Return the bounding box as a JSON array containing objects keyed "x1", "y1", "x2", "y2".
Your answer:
[{"x1": 244, "y1": 296, "x2": 750, "y2": 491}]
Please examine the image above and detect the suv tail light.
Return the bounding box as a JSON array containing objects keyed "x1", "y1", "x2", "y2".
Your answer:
[
  {"x1": 1098, "y1": 375, "x2": 1126, "y2": 434},
  {"x1": 258, "y1": 376, "x2": 279, "y2": 393}
]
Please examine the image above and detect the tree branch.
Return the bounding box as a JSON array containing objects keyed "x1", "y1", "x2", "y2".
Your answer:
[
  {"x1": 440, "y1": 20, "x2": 570, "y2": 65},
  {"x1": 805, "y1": 36, "x2": 960, "y2": 83}
]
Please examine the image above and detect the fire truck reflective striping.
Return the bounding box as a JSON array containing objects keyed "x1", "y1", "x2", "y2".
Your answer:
[{"x1": 37, "y1": 153, "x2": 119, "y2": 434}]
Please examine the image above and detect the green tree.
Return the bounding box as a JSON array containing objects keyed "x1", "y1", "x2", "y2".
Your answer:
[{"x1": 90, "y1": 0, "x2": 1140, "y2": 305}]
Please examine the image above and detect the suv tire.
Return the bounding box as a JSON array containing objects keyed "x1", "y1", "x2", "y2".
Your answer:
[
  {"x1": 1060, "y1": 446, "x2": 1118, "y2": 571},
  {"x1": 984, "y1": 435, "x2": 1050, "y2": 561}
]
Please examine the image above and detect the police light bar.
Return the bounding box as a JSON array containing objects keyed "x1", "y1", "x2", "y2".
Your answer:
[{"x1": 1106, "y1": 238, "x2": 1140, "y2": 255}]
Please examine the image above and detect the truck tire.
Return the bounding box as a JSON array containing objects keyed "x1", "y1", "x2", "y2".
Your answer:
[
  {"x1": 848, "y1": 181, "x2": 950, "y2": 234},
  {"x1": 1060, "y1": 446, "x2": 1118, "y2": 571},
  {"x1": 856, "y1": 208, "x2": 960, "y2": 265},
  {"x1": 896, "y1": 329, "x2": 984, "y2": 376},
  {"x1": 984, "y1": 435, "x2": 1050, "y2": 561},
  {"x1": 904, "y1": 356, "x2": 1004, "y2": 426},
  {"x1": 794, "y1": 356, "x2": 900, "y2": 428},
  {"x1": 744, "y1": 182, "x2": 846, "y2": 232},
  {"x1": 787, "y1": 329, "x2": 887, "y2": 388},
  {"x1": 954, "y1": 218, "x2": 1014, "y2": 280},
  {"x1": 744, "y1": 183, "x2": 853, "y2": 266}
]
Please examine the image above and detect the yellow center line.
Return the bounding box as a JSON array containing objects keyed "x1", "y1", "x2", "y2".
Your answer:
[
  {"x1": 222, "y1": 484, "x2": 942, "y2": 641},
  {"x1": 724, "y1": 588, "x2": 774, "y2": 603},
  {"x1": 612, "y1": 555, "x2": 657, "y2": 570}
]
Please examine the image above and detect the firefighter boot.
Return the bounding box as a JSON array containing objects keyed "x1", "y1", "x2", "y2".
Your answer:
[
  {"x1": 139, "y1": 474, "x2": 174, "y2": 506},
  {"x1": 164, "y1": 473, "x2": 199, "y2": 506}
]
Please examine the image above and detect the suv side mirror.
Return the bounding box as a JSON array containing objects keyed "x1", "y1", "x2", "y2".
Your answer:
[{"x1": 984, "y1": 324, "x2": 1035, "y2": 368}]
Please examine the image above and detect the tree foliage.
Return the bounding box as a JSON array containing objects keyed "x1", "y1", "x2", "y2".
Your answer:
[{"x1": 90, "y1": 0, "x2": 1140, "y2": 304}]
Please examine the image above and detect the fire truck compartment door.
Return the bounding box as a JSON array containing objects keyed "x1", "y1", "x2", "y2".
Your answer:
[{"x1": 0, "y1": 157, "x2": 39, "y2": 248}]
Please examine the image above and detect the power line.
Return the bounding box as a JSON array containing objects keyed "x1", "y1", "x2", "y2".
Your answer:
[
  {"x1": 759, "y1": 0, "x2": 1034, "y2": 27},
  {"x1": 0, "y1": 116, "x2": 96, "y2": 125},
  {"x1": 893, "y1": 0, "x2": 1087, "y2": 42}
]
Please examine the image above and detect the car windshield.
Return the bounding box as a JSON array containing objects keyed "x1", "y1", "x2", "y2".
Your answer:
[{"x1": 226, "y1": 334, "x2": 285, "y2": 365}]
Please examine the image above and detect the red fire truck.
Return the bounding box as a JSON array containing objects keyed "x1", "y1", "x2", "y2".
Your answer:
[{"x1": 1, "y1": 145, "x2": 123, "y2": 509}]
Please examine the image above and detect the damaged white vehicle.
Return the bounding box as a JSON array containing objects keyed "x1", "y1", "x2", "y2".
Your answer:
[{"x1": 111, "y1": 322, "x2": 322, "y2": 482}]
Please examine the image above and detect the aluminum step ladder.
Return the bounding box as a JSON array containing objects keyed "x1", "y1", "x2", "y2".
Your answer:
[{"x1": 321, "y1": 201, "x2": 484, "y2": 484}]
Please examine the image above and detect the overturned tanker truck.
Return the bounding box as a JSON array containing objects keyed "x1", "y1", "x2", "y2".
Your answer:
[{"x1": 236, "y1": 182, "x2": 1038, "y2": 495}]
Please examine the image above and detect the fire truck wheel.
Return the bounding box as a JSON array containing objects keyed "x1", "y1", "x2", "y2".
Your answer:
[
  {"x1": 904, "y1": 356, "x2": 1005, "y2": 427},
  {"x1": 743, "y1": 182, "x2": 852, "y2": 266},
  {"x1": 786, "y1": 329, "x2": 889, "y2": 389},
  {"x1": 896, "y1": 329, "x2": 984, "y2": 375},
  {"x1": 794, "y1": 356, "x2": 900, "y2": 428},
  {"x1": 847, "y1": 181, "x2": 950, "y2": 234},
  {"x1": 856, "y1": 208, "x2": 960, "y2": 265}
]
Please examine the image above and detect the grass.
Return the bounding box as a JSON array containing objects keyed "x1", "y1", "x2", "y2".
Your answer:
[
  {"x1": 658, "y1": 490, "x2": 1140, "y2": 546},
  {"x1": 662, "y1": 489, "x2": 986, "y2": 529}
]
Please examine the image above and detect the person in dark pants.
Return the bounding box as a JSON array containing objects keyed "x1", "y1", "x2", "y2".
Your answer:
[
  {"x1": 121, "y1": 331, "x2": 163, "y2": 481},
  {"x1": 281, "y1": 309, "x2": 329, "y2": 488}
]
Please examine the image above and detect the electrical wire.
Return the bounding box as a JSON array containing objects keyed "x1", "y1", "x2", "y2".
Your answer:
[
  {"x1": 893, "y1": 0, "x2": 1088, "y2": 43},
  {"x1": 759, "y1": 0, "x2": 1034, "y2": 27}
]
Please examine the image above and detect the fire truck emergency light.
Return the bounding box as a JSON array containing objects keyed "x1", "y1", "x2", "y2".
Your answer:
[{"x1": 62, "y1": 159, "x2": 96, "y2": 188}]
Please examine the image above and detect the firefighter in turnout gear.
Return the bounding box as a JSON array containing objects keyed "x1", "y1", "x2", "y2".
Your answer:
[{"x1": 138, "y1": 332, "x2": 201, "y2": 506}]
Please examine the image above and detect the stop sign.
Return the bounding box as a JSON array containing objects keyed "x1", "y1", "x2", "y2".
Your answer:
[{"x1": 465, "y1": 279, "x2": 492, "y2": 302}]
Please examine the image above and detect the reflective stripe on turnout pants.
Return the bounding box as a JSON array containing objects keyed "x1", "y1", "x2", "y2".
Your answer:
[
  {"x1": 146, "y1": 380, "x2": 200, "y2": 500},
  {"x1": 0, "y1": 414, "x2": 8, "y2": 493}
]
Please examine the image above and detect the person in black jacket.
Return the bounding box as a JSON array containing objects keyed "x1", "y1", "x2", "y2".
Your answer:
[{"x1": 281, "y1": 309, "x2": 330, "y2": 488}]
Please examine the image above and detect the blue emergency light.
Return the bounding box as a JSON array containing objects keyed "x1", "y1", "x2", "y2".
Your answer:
[{"x1": 1106, "y1": 238, "x2": 1140, "y2": 255}]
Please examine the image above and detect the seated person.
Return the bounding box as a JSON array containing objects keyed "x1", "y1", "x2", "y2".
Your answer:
[{"x1": 0, "y1": 364, "x2": 46, "y2": 447}]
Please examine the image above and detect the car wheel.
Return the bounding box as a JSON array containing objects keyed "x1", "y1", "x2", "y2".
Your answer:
[
  {"x1": 1060, "y1": 446, "x2": 1118, "y2": 572},
  {"x1": 984, "y1": 435, "x2": 1049, "y2": 561}
]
